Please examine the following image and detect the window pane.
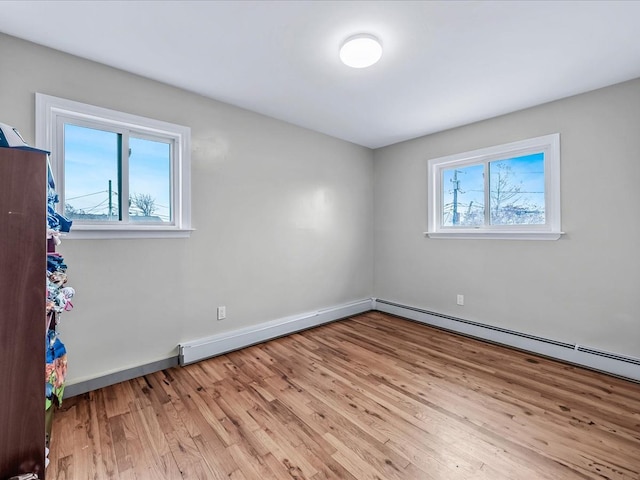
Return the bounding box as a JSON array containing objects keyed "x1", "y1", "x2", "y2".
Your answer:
[
  {"x1": 64, "y1": 124, "x2": 120, "y2": 222},
  {"x1": 489, "y1": 153, "x2": 545, "y2": 225},
  {"x1": 442, "y1": 164, "x2": 484, "y2": 226},
  {"x1": 129, "y1": 136, "x2": 171, "y2": 224}
]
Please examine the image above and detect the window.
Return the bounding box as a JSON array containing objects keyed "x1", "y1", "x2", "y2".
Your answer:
[
  {"x1": 36, "y1": 93, "x2": 191, "y2": 239},
  {"x1": 427, "y1": 134, "x2": 562, "y2": 240}
]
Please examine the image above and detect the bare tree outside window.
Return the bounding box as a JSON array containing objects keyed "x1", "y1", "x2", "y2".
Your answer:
[
  {"x1": 490, "y1": 159, "x2": 545, "y2": 225},
  {"x1": 490, "y1": 163, "x2": 522, "y2": 221},
  {"x1": 130, "y1": 193, "x2": 157, "y2": 217},
  {"x1": 442, "y1": 155, "x2": 545, "y2": 227}
]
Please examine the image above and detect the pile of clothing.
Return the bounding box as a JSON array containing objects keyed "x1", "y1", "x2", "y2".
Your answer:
[
  {"x1": 45, "y1": 160, "x2": 73, "y2": 411},
  {"x1": 45, "y1": 253, "x2": 72, "y2": 409}
]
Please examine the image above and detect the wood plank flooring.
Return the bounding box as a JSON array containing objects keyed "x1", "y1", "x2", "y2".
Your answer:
[{"x1": 47, "y1": 312, "x2": 640, "y2": 479}]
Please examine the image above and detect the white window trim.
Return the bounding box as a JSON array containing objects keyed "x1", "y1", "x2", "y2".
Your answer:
[
  {"x1": 426, "y1": 133, "x2": 563, "y2": 240},
  {"x1": 35, "y1": 93, "x2": 192, "y2": 239}
]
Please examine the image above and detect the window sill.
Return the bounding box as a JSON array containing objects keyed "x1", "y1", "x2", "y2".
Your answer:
[
  {"x1": 63, "y1": 226, "x2": 194, "y2": 240},
  {"x1": 425, "y1": 231, "x2": 564, "y2": 241}
]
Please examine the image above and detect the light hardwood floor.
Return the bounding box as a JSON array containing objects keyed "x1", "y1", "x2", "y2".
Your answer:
[{"x1": 48, "y1": 312, "x2": 640, "y2": 479}]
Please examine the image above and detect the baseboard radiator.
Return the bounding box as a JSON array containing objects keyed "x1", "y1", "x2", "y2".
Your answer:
[
  {"x1": 374, "y1": 298, "x2": 640, "y2": 383},
  {"x1": 179, "y1": 298, "x2": 373, "y2": 366}
]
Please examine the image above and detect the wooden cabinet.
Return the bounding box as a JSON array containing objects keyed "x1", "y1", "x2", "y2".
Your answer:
[{"x1": 0, "y1": 147, "x2": 46, "y2": 479}]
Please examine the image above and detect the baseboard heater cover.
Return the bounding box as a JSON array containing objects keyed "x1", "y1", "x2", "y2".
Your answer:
[
  {"x1": 374, "y1": 298, "x2": 640, "y2": 383},
  {"x1": 575, "y1": 345, "x2": 640, "y2": 366},
  {"x1": 179, "y1": 298, "x2": 373, "y2": 366}
]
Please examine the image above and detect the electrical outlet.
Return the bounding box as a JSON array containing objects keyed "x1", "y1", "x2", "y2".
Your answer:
[
  {"x1": 456, "y1": 294, "x2": 464, "y2": 306},
  {"x1": 217, "y1": 306, "x2": 226, "y2": 320}
]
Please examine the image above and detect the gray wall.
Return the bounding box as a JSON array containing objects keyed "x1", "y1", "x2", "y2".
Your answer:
[
  {"x1": 374, "y1": 78, "x2": 640, "y2": 358},
  {"x1": 0, "y1": 33, "x2": 374, "y2": 384}
]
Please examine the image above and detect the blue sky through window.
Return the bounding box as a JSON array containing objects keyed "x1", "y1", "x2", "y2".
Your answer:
[
  {"x1": 64, "y1": 124, "x2": 171, "y2": 222},
  {"x1": 442, "y1": 152, "x2": 545, "y2": 226},
  {"x1": 64, "y1": 124, "x2": 119, "y2": 220},
  {"x1": 129, "y1": 136, "x2": 171, "y2": 222}
]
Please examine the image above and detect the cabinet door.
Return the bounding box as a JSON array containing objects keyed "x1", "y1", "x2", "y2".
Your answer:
[{"x1": 0, "y1": 148, "x2": 46, "y2": 478}]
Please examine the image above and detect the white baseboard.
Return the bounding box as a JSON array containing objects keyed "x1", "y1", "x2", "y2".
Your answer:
[
  {"x1": 179, "y1": 298, "x2": 373, "y2": 366},
  {"x1": 374, "y1": 298, "x2": 640, "y2": 383}
]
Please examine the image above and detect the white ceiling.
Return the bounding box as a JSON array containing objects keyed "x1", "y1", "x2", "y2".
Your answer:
[{"x1": 1, "y1": 1, "x2": 640, "y2": 149}]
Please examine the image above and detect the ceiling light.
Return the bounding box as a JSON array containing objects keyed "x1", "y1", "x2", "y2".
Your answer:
[{"x1": 340, "y1": 34, "x2": 382, "y2": 68}]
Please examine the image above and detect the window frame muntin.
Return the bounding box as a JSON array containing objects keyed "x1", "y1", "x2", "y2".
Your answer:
[
  {"x1": 36, "y1": 93, "x2": 192, "y2": 239},
  {"x1": 427, "y1": 134, "x2": 562, "y2": 240}
]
